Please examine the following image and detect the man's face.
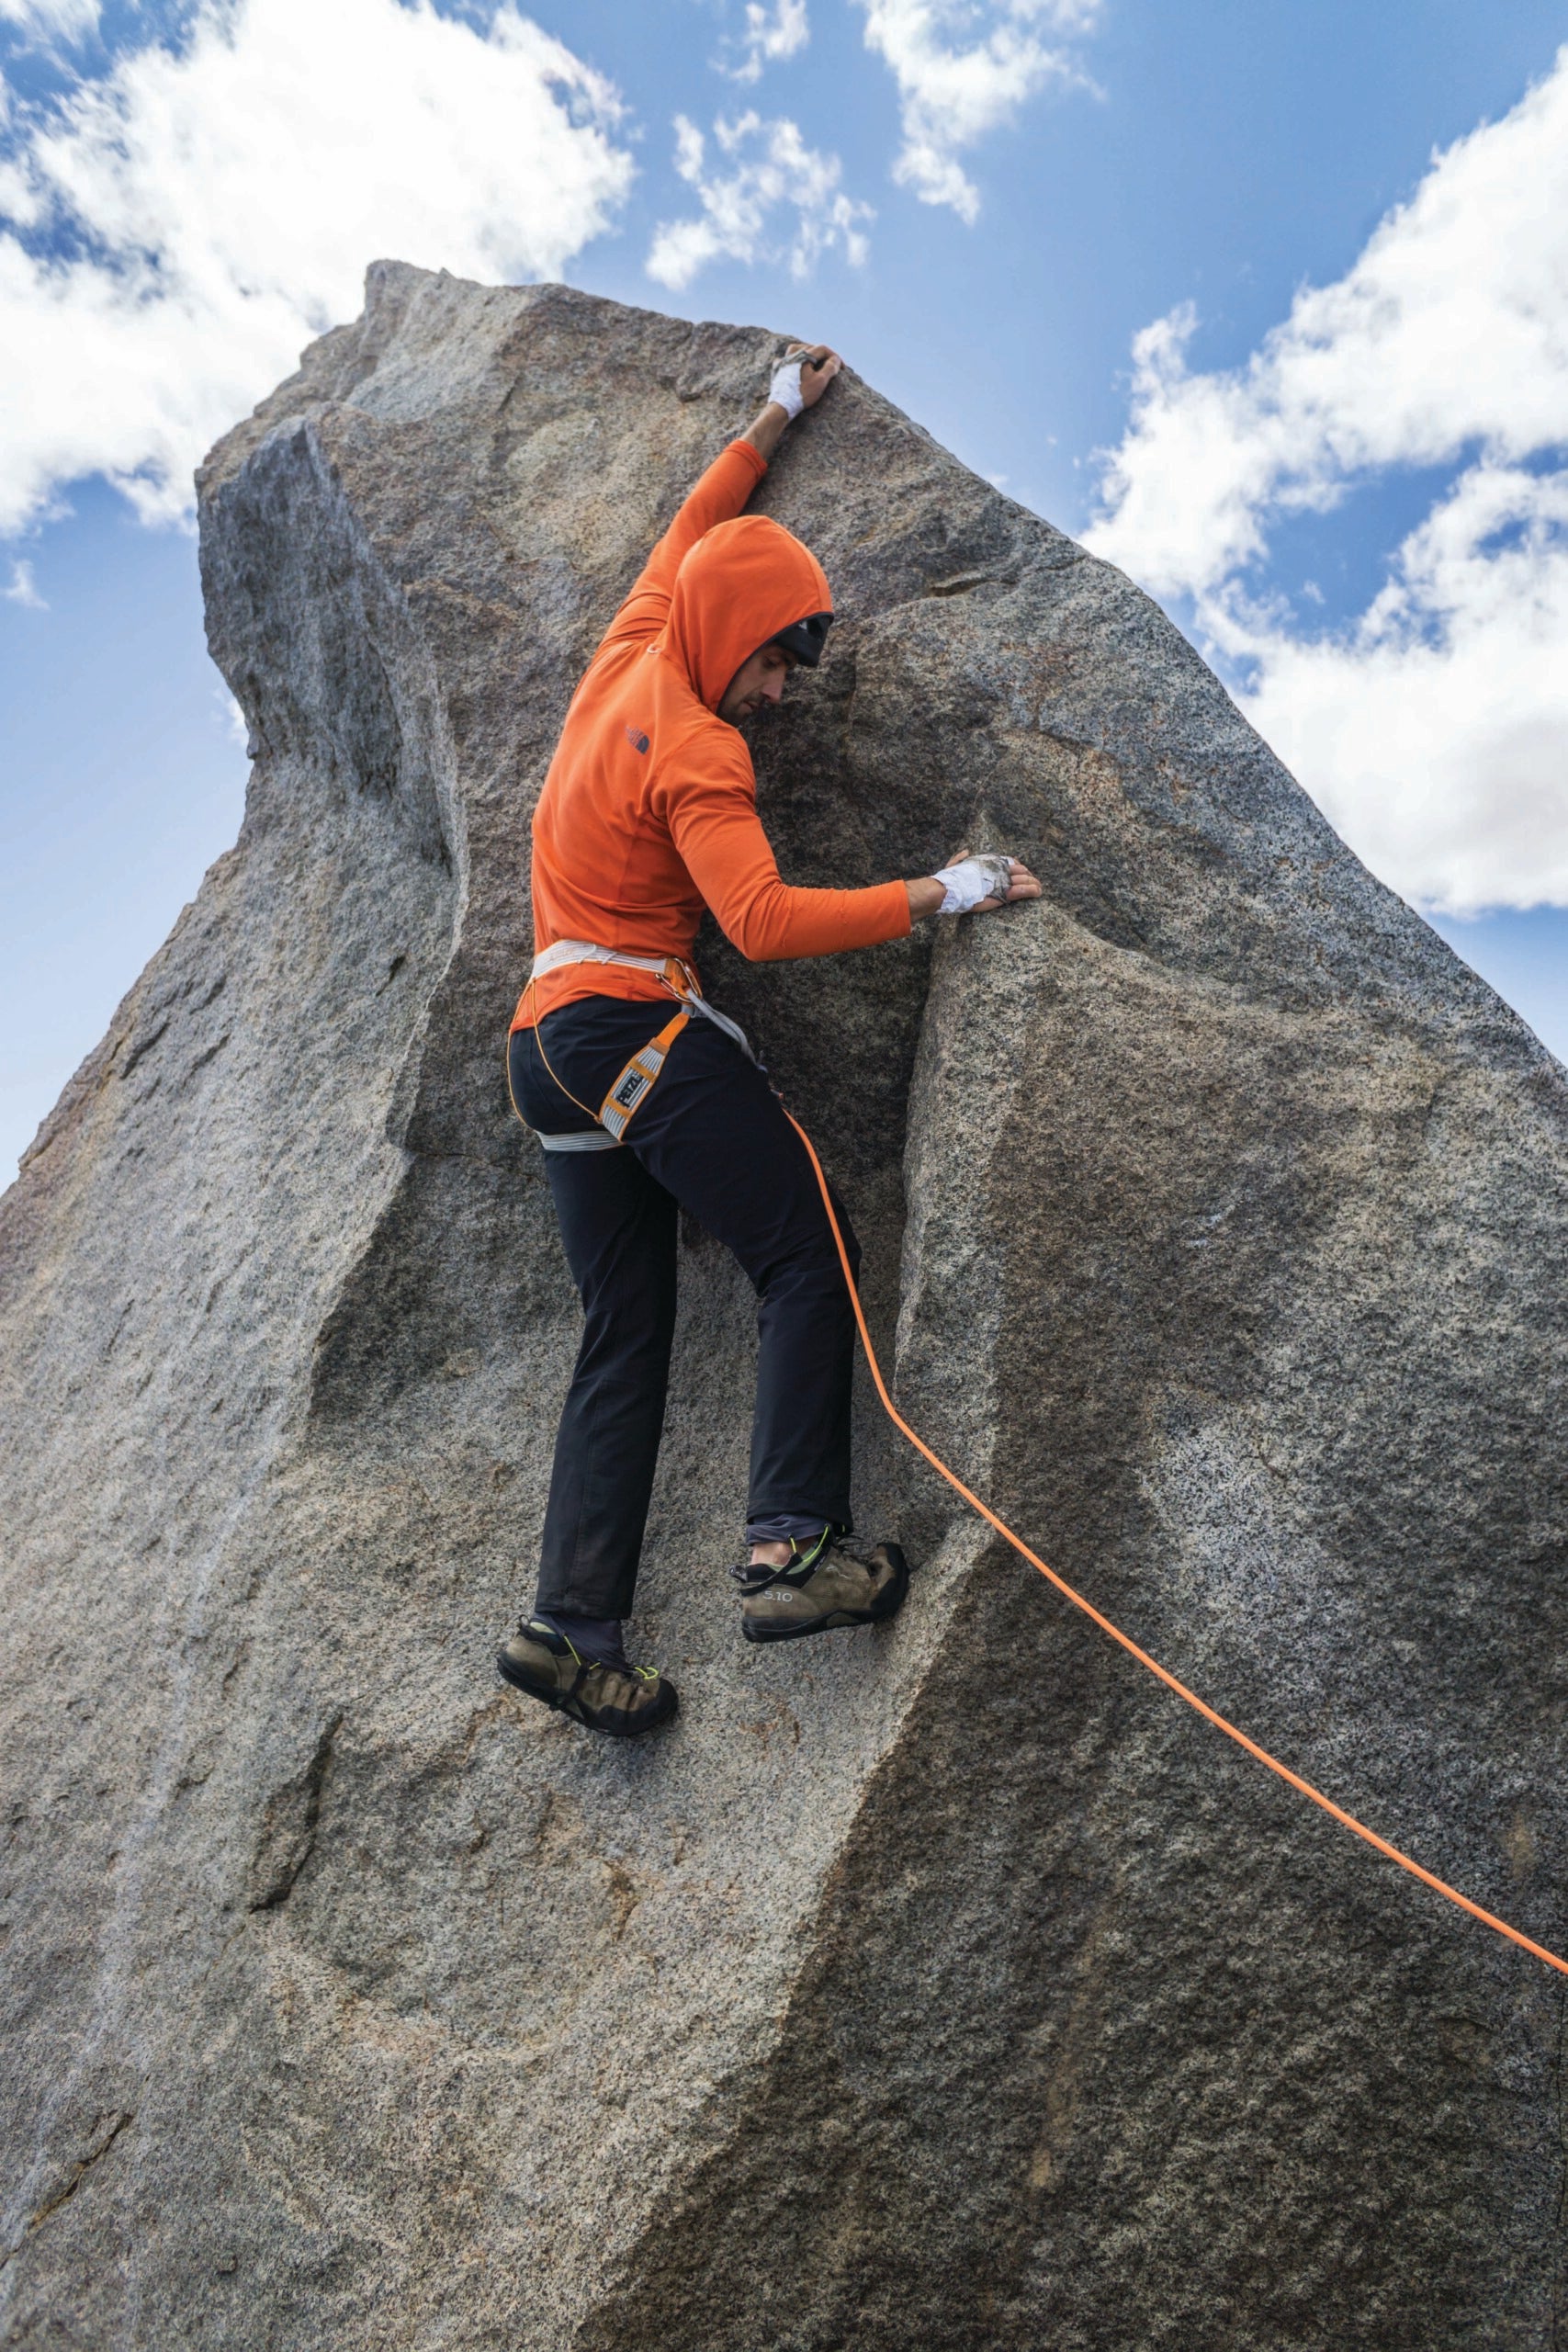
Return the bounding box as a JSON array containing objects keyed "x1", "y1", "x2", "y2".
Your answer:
[{"x1": 718, "y1": 641, "x2": 798, "y2": 725}]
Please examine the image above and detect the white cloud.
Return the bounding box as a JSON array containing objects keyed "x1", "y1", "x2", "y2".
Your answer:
[
  {"x1": 1089, "y1": 48, "x2": 1568, "y2": 915},
  {"x1": 0, "y1": 0, "x2": 100, "y2": 40},
  {"x1": 2, "y1": 555, "x2": 45, "y2": 605},
  {"x1": 1244, "y1": 468, "x2": 1568, "y2": 913},
  {"x1": 857, "y1": 0, "x2": 1100, "y2": 220},
  {"x1": 716, "y1": 0, "x2": 808, "y2": 85},
  {"x1": 647, "y1": 109, "x2": 872, "y2": 288},
  {"x1": 0, "y1": 0, "x2": 633, "y2": 537}
]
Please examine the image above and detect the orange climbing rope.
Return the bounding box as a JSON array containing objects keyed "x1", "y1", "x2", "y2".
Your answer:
[{"x1": 785, "y1": 1108, "x2": 1568, "y2": 1983}]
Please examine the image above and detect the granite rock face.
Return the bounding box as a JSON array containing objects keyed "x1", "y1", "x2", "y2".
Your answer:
[{"x1": 3, "y1": 263, "x2": 1566, "y2": 2350}]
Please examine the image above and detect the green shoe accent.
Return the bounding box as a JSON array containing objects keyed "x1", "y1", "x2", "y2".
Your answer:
[
  {"x1": 735, "y1": 1542, "x2": 909, "y2": 1645},
  {"x1": 497, "y1": 1620, "x2": 678, "y2": 1736}
]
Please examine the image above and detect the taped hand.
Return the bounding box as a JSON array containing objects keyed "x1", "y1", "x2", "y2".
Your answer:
[
  {"x1": 932, "y1": 854, "x2": 1019, "y2": 914},
  {"x1": 769, "y1": 358, "x2": 807, "y2": 420},
  {"x1": 769, "y1": 345, "x2": 840, "y2": 420}
]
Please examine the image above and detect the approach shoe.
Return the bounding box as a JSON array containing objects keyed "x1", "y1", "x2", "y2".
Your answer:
[
  {"x1": 734, "y1": 1540, "x2": 909, "y2": 1645},
  {"x1": 496, "y1": 1619, "x2": 678, "y2": 1737}
]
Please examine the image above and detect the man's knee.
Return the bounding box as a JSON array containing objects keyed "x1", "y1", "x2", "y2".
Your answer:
[
  {"x1": 762, "y1": 1230, "x2": 858, "y2": 1317},
  {"x1": 581, "y1": 1275, "x2": 677, "y2": 1350}
]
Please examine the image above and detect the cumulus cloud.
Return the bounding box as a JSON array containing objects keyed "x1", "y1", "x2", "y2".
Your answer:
[
  {"x1": 3, "y1": 555, "x2": 45, "y2": 605},
  {"x1": 857, "y1": 0, "x2": 1100, "y2": 220},
  {"x1": 647, "y1": 110, "x2": 872, "y2": 288},
  {"x1": 1089, "y1": 48, "x2": 1568, "y2": 914},
  {"x1": 0, "y1": 0, "x2": 633, "y2": 537},
  {"x1": 716, "y1": 0, "x2": 808, "y2": 85}
]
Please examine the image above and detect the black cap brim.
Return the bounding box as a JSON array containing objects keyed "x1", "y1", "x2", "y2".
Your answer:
[{"x1": 768, "y1": 611, "x2": 834, "y2": 669}]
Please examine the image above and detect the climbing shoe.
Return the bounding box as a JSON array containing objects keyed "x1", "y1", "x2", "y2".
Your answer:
[
  {"x1": 496, "y1": 1619, "x2": 678, "y2": 1737},
  {"x1": 734, "y1": 1541, "x2": 909, "y2": 1645}
]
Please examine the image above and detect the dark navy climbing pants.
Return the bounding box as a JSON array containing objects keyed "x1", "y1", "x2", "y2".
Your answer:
[{"x1": 508, "y1": 1000, "x2": 861, "y2": 1622}]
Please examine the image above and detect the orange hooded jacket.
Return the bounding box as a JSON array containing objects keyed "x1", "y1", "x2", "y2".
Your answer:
[{"x1": 513, "y1": 439, "x2": 910, "y2": 1033}]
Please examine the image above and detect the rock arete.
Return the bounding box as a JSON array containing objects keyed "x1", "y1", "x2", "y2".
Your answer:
[{"x1": 3, "y1": 265, "x2": 1566, "y2": 2349}]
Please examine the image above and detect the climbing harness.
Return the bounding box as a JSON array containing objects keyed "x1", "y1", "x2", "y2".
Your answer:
[
  {"x1": 782, "y1": 1111, "x2": 1568, "y2": 1984},
  {"x1": 515, "y1": 940, "x2": 758, "y2": 1150},
  {"x1": 511, "y1": 946, "x2": 1568, "y2": 1980}
]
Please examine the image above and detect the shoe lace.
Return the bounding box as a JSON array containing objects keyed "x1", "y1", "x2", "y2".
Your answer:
[{"x1": 590, "y1": 1651, "x2": 662, "y2": 1684}]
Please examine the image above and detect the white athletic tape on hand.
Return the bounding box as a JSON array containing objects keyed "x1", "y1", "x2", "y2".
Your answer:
[
  {"x1": 933, "y1": 854, "x2": 1014, "y2": 915},
  {"x1": 769, "y1": 360, "x2": 806, "y2": 420}
]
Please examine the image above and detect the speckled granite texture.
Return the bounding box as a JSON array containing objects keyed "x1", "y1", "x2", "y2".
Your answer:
[{"x1": 2, "y1": 264, "x2": 1565, "y2": 2350}]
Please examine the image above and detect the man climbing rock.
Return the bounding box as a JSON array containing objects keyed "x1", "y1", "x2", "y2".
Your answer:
[{"x1": 497, "y1": 342, "x2": 1041, "y2": 1736}]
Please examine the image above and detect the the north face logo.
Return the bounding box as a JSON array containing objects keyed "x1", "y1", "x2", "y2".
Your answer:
[{"x1": 626, "y1": 725, "x2": 650, "y2": 755}]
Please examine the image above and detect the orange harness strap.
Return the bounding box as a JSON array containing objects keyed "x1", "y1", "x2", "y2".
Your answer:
[
  {"x1": 598, "y1": 1009, "x2": 691, "y2": 1140},
  {"x1": 784, "y1": 1106, "x2": 1568, "y2": 1983}
]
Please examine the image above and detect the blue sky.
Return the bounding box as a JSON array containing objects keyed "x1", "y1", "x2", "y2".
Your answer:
[{"x1": 4, "y1": 0, "x2": 1568, "y2": 1182}]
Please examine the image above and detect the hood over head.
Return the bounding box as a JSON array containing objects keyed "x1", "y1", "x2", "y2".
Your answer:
[{"x1": 663, "y1": 514, "x2": 832, "y2": 711}]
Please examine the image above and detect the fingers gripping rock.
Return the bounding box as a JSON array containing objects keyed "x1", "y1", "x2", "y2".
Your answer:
[{"x1": 932, "y1": 854, "x2": 1015, "y2": 913}]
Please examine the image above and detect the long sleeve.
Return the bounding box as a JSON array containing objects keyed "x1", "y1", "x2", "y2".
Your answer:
[
  {"x1": 596, "y1": 440, "x2": 768, "y2": 659},
  {"x1": 662, "y1": 756, "x2": 910, "y2": 962}
]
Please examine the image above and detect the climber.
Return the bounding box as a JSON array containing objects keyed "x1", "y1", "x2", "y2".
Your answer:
[{"x1": 496, "y1": 341, "x2": 1041, "y2": 1737}]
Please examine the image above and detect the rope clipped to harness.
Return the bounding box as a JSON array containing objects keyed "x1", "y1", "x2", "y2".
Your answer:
[{"x1": 784, "y1": 1107, "x2": 1568, "y2": 1984}]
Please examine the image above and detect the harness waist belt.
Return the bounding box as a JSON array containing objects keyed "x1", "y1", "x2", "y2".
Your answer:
[
  {"x1": 531, "y1": 939, "x2": 677, "y2": 982},
  {"x1": 529, "y1": 939, "x2": 758, "y2": 1065}
]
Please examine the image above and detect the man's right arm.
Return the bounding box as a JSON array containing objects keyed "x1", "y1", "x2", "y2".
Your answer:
[
  {"x1": 596, "y1": 344, "x2": 843, "y2": 660},
  {"x1": 598, "y1": 439, "x2": 768, "y2": 657}
]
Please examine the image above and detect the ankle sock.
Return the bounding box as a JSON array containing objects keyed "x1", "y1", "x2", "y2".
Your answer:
[
  {"x1": 746, "y1": 1515, "x2": 836, "y2": 1553},
  {"x1": 535, "y1": 1611, "x2": 630, "y2": 1673}
]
